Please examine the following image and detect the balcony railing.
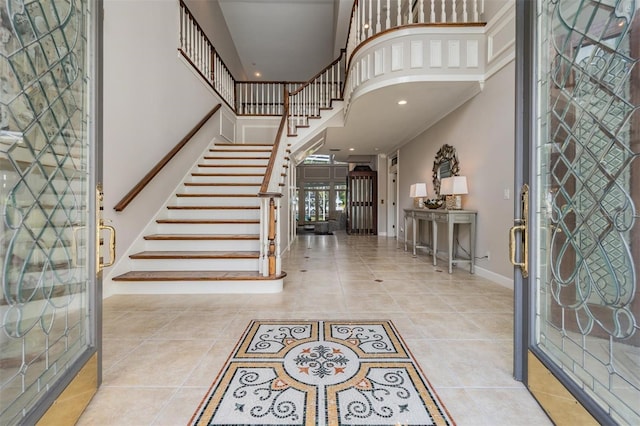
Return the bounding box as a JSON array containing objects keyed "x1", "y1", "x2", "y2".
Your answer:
[{"x1": 179, "y1": 0, "x2": 484, "y2": 124}]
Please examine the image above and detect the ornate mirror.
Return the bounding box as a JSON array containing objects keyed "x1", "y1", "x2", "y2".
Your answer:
[{"x1": 432, "y1": 144, "x2": 460, "y2": 198}]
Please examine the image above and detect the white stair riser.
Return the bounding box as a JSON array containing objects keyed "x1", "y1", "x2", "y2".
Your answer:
[
  {"x1": 129, "y1": 258, "x2": 260, "y2": 271},
  {"x1": 196, "y1": 166, "x2": 266, "y2": 174},
  {"x1": 182, "y1": 185, "x2": 260, "y2": 195},
  {"x1": 175, "y1": 197, "x2": 260, "y2": 207},
  {"x1": 156, "y1": 222, "x2": 260, "y2": 234},
  {"x1": 201, "y1": 158, "x2": 269, "y2": 166},
  {"x1": 144, "y1": 239, "x2": 260, "y2": 251},
  {"x1": 165, "y1": 209, "x2": 259, "y2": 220},
  {"x1": 189, "y1": 175, "x2": 264, "y2": 184},
  {"x1": 110, "y1": 279, "x2": 284, "y2": 294},
  {"x1": 209, "y1": 151, "x2": 271, "y2": 158}
]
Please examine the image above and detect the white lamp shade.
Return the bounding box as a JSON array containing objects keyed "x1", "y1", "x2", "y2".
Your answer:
[
  {"x1": 413, "y1": 182, "x2": 428, "y2": 198},
  {"x1": 440, "y1": 176, "x2": 468, "y2": 195},
  {"x1": 409, "y1": 184, "x2": 416, "y2": 198}
]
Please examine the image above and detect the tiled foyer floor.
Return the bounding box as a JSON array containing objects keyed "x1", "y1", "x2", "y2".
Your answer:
[{"x1": 78, "y1": 232, "x2": 552, "y2": 425}]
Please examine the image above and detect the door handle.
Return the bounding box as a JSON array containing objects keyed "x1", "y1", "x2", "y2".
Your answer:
[
  {"x1": 509, "y1": 184, "x2": 529, "y2": 278},
  {"x1": 100, "y1": 221, "x2": 116, "y2": 269},
  {"x1": 96, "y1": 184, "x2": 116, "y2": 274}
]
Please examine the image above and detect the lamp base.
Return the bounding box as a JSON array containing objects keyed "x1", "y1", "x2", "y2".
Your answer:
[{"x1": 445, "y1": 195, "x2": 463, "y2": 210}]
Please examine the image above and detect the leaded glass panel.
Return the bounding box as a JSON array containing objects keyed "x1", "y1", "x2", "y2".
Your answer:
[
  {"x1": 0, "y1": 0, "x2": 95, "y2": 423},
  {"x1": 535, "y1": 0, "x2": 639, "y2": 423}
]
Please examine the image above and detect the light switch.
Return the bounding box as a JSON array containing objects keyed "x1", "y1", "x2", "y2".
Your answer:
[{"x1": 504, "y1": 188, "x2": 510, "y2": 200}]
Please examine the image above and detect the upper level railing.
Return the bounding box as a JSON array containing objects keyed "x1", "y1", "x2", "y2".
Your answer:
[
  {"x1": 178, "y1": 0, "x2": 484, "y2": 126},
  {"x1": 347, "y1": 0, "x2": 485, "y2": 59},
  {"x1": 179, "y1": 0, "x2": 235, "y2": 109},
  {"x1": 288, "y1": 51, "x2": 346, "y2": 134}
]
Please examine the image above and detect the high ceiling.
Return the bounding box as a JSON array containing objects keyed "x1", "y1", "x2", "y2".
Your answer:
[{"x1": 218, "y1": 0, "x2": 351, "y2": 82}]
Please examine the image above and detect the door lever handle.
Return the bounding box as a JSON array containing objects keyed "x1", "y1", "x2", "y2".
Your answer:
[{"x1": 509, "y1": 184, "x2": 529, "y2": 278}]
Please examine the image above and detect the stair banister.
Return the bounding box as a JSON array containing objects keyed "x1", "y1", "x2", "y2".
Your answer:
[
  {"x1": 114, "y1": 104, "x2": 221, "y2": 212},
  {"x1": 258, "y1": 89, "x2": 289, "y2": 276}
]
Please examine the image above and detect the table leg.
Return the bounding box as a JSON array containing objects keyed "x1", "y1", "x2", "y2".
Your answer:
[
  {"x1": 412, "y1": 216, "x2": 417, "y2": 256},
  {"x1": 432, "y1": 220, "x2": 438, "y2": 266},
  {"x1": 470, "y1": 217, "x2": 476, "y2": 274},
  {"x1": 404, "y1": 215, "x2": 408, "y2": 252},
  {"x1": 448, "y1": 220, "x2": 454, "y2": 273}
]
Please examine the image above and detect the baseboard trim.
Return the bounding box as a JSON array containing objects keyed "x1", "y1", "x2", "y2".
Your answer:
[{"x1": 474, "y1": 266, "x2": 513, "y2": 289}]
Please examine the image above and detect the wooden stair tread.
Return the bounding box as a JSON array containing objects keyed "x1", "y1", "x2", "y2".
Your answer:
[
  {"x1": 191, "y1": 173, "x2": 264, "y2": 177},
  {"x1": 204, "y1": 156, "x2": 270, "y2": 160},
  {"x1": 157, "y1": 219, "x2": 259, "y2": 224},
  {"x1": 210, "y1": 149, "x2": 272, "y2": 153},
  {"x1": 130, "y1": 251, "x2": 260, "y2": 259},
  {"x1": 144, "y1": 234, "x2": 259, "y2": 240},
  {"x1": 198, "y1": 164, "x2": 267, "y2": 168},
  {"x1": 167, "y1": 206, "x2": 260, "y2": 210},
  {"x1": 112, "y1": 270, "x2": 287, "y2": 282},
  {"x1": 214, "y1": 143, "x2": 272, "y2": 146},
  {"x1": 176, "y1": 193, "x2": 257, "y2": 197}
]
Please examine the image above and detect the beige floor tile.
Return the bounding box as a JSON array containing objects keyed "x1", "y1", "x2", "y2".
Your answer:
[
  {"x1": 77, "y1": 233, "x2": 554, "y2": 426},
  {"x1": 103, "y1": 339, "x2": 213, "y2": 387},
  {"x1": 76, "y1": 387, "x2": 176, "y2": 426},
  {"x1": 153, "y1": 387, "x2": 209, "y2": 426}
]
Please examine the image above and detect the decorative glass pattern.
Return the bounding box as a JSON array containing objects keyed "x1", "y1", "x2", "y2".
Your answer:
[
  {"x1": 0, "y1": 0, "x2": 93, "y2": 423},
  {"x1": 536, "y1": 0, "x2": 639, "y2": 423}
]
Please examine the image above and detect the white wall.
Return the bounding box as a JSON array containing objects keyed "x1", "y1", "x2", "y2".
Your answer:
[
  {"x1": 103, "y1": 0, "x2": 228, "y2": 267},
  {"x1": 398, "y1": 61, "x2": 515, "y2": 285}
]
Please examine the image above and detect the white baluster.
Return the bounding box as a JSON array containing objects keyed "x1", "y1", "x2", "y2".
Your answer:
[
  {"x1": 361, "y1": 1, "x2": 366, "y2": 41},
  {"x1": 462, "y1": 0, "x2": 468, "y2": 22},
  {"x1": 397, "y1": 0, "x2": 401, "y2": 25},
  {"x1": 386, "y1": 0, "x2": 391, "y2": 29},
  {"x1": 275, "y1": 197, "x2": 282, "y2": 275},
  {"x1": 368, "y1": 0, "x2": 372, "y2": 37},
  {"x1": 419, "y1": 0, "x2": 424, "y2": 23},
  {"x1": 473, "y1": 0, "x2": 478, "y2": 21},
  {"x1": 452, "y1": 0, "x2": 457, "y2": 22},
  {"x1": 408, "y1": 0, "x2": 413, "y2": 23},
  {"x1": 376, "y1": 0, "x2": 381, "y2": 33},
  {"x1": 430, "y1": 0, "x2": 435, "y2": 22},
  {"x1": 441, "y1": 0, "x2": 446, "y2": 22}
]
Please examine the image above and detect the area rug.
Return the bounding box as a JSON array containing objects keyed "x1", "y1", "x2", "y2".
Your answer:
[{"x1": 190, "y1": 320, "x2": 454, "y2": 425}]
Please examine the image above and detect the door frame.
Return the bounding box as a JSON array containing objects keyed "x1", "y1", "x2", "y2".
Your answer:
[{"x1": 514, "y1": 1, "x2": 621, "y2": 423}]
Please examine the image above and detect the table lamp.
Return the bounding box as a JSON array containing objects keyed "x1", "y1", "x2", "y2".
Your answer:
[
  {"x1": 440, "y1": 176, "x2": 468, "y2": 209},
  {"x1": 410, "y1": 182, "x2": 428, "y2": 208}
]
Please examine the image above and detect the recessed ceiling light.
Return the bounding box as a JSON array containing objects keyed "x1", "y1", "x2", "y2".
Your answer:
[
  {"x1": 255, "y1": 72, "x2": 262, "y2": 77},
  {"x1": 349, "y1": 148, "x2": 355, "y2": 151},
  {"x1": 364, "y1": 23, "x2": 370, "y2": 29},
  {"x1": 398, "y1": 100, "x2": 407, "y2": 105}
]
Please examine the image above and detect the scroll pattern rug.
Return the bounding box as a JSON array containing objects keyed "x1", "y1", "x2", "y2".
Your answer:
[{"x1": 190, "y1": 320, "x2": 454, "y2": 425}]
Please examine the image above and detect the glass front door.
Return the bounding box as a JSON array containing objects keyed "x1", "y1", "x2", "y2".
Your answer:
[
  {"x1": 516, "y1": 0, "x2": 639, "y2": 423},
  {"x1": 0, "y1": 0, "x2": 102, "y2": 423}
]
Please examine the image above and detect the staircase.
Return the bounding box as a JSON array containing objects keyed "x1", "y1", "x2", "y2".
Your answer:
[{"x1": 111, "y1": 143, "x2": 286, "y2": 294}]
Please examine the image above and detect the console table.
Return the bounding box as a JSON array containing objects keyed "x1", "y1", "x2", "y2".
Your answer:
[{"x1": 403, "y1": 208, "x2": 477, "y2": 274}]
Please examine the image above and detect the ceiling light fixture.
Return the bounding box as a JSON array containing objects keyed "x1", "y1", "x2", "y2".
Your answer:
[
  {"x1": 398, "y1": 100, "x2": 407, "y2": 105},
  {"x1": 349, "y1": 148, "x2": 355, "y2": 151},
  {"x1": 254, "y1": 71, "x2": 262, "y2": 77}
]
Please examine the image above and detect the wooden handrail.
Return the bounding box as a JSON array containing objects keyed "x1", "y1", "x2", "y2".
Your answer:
[
  {"x1": 114, "y1": 104, "x2": 222, "y2": 212},
  {"x1": 260, "y1": 89, "x2": 289, "y2": 195}
]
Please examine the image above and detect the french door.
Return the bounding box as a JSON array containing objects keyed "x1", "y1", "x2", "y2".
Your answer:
[
  {"x1": 0, "y1": 0, "x2": 106, "y2": 424},
  {"x1": 515, "y1": 0, "x2": 639, "y2": 424}
]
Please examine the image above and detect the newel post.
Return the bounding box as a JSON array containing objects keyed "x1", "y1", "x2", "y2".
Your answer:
[{"x1": 259, "y1": 194, "x2": 282, "y2": 277}]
